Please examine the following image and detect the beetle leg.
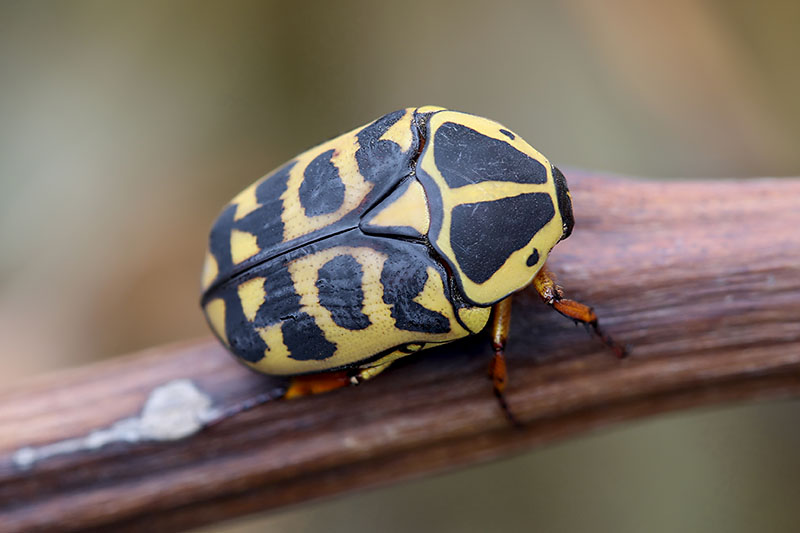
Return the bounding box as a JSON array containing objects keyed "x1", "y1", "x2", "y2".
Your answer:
[
  {"x1": 286, "y1": 348, "x2": 409, "y2": 399},
  {"x1": 533, "y1": 265, "x2": 627, "y2": 358},
  {"x1": 284, "y1": 371, "x2": 352, "y2": 400},
  {"x1": 353, "y1": 362, "x2": 393, "y2": 383},
  {"x1": 489, "y1": 296, "x2": 521, "y2": 427},
  {"x1": 204, "y1": 372, "x2": 353, "y2": 426}
]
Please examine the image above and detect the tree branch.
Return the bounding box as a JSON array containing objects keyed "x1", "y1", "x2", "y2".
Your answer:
[{"x1": 1, "y1": 173, "x2": 799, "y2": 532}]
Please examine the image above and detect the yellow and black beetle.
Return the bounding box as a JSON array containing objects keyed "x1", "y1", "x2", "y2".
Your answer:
[{"x1": 201, "y1": 106, "x2": 623, "y2": 421}]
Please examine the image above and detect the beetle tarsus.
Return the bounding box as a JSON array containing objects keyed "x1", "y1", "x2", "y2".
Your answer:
[
  {"x1": 534, "y1": 266, "x2": 628, "y2": 358},
  {"x1": 488, "y1": 351, "x2": 522, "y2": 428},
  {"x1": 590, "y1": 322, "x2": 629, "y2": 358}
]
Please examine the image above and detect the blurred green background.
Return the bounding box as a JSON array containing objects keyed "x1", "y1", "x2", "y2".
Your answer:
[{"x1": 1, "y1": 1, "x2": 799, "y2": 532}]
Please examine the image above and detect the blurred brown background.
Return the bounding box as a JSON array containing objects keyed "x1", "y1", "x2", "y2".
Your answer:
[{"x1": 1, "y1": 1, "x2": 799, "y2": 532}]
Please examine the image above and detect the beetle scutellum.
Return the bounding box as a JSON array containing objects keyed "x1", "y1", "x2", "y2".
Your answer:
[{"x1": 201, "y1": 106, "x2": 624, "y2": 422}]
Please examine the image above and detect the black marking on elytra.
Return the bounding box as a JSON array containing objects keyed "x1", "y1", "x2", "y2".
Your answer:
[
  {"x1": 526, "y1": 247, "x2": 540, "y2": 267},
  {"x1": 299, "y1": 149, "x2": 345, "y2": 217},
  {"x1": 207, "y1": 204, "x2": 237, "y2": 284},
  {"x1": 355, "y1": 109, "x2": 409, "y2": 184},
  {"x1": 317, "y1": 255, "x2": 372, "y2": 330},
  {"x1": 229, "y1": 161, "x2": 293, "y2": 251},
  {"x1": 282, "y1": 312, "x2": 337, "y2": 361},
  {"x1": 253, "y1": 267, "x2": 302, "y2": 328},
  {"x1": 256, "y1": 161, "x2": 294, "y2": 204},
  {"x1": 209, "y1": 284, "x2": 268, "y2": 363},
  {"x1": 381, "y1": 255, "x2": 450, "y2": 333},
  {"x1": 450, "y1": 193, "x2": 555, "y2": 284},
  {"x1": 207, "y1": 259, "x2": 302, "y2": 363},
  {"x1": 499, "y1": 129, "x2": 515, "y2": 140},
  {"x1": 434, "y1": 122, "x2": 547, "y2": 188},
  {"x1": 241, "y1": 257, "x2": 337, "y2": 361}
]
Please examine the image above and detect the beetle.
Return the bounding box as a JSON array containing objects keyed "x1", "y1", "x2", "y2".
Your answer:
[{"x1": 201, "y1": 106, "x2": 623, "y2": 422}]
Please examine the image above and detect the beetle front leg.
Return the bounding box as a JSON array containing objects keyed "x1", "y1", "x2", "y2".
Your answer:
[
  {"x1": 533, "y1": 265, "x2": 627, "y2": 358},
  {"x1": 489, "y1": 296, "x2": 521, "y2": 426}
]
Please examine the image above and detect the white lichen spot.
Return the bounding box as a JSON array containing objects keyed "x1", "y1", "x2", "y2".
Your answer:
[
  {"x1": 13, "y1": 379, "x2": 215, "y2": 470},
  {"x1": 139, "y1": 378, "x2": 214, "y2": 440}
]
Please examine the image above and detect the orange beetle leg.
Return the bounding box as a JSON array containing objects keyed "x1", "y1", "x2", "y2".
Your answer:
[
  {"x1": 284, "y1": 371, "x2": 353, "y2": 400},
  {"x1": 533, "y1": 265, "x2": 627, "y2": 358},
  {"x1": 488, "y1": 296, "x2": 521, "y2": 427}
]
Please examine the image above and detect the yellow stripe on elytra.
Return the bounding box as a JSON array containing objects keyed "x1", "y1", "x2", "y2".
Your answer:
[
  {"x1": 230, "y1": 229, "x2": 260, "y2": 264},
  {"x1": 365, "y1": 179, "x2": 430, "y2": 235},
  {"x1": 237, "y1": 277, "x2": 266, "y2": 322},
  {"x1": 412, "y1": 266, "x2": 456, "y2": 322},
  {"x1": 457, "y1": 306, "x2": 491, "y2": 334},
  {"x1": 231, "y1": 184, "x2": 261, "y2": 221},
  {"x1": 248, "y1": 322, "x2": 290, "y2": 372},
  {"x1": 379, "y1": 108, "x2": 415, "y2": 152},
  {"x1": 201, "y1": 252, "x2": 219, "y2": 291},
  {"x1": 204, "y1": 298, "x2": 228, "y2": 346}
]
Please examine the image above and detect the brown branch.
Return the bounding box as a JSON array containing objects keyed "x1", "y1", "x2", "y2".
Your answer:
[{"x1": 1, "y1": 173, "x2": 799, "y2": 532}]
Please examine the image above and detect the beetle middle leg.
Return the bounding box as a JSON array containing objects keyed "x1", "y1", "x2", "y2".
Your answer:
[
  {"x1": 533, "y1": 265, "x2": 627, "y2": 358},
  {"x1": 489, "y1": 296, "x2": 521, "y2": 427}
]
